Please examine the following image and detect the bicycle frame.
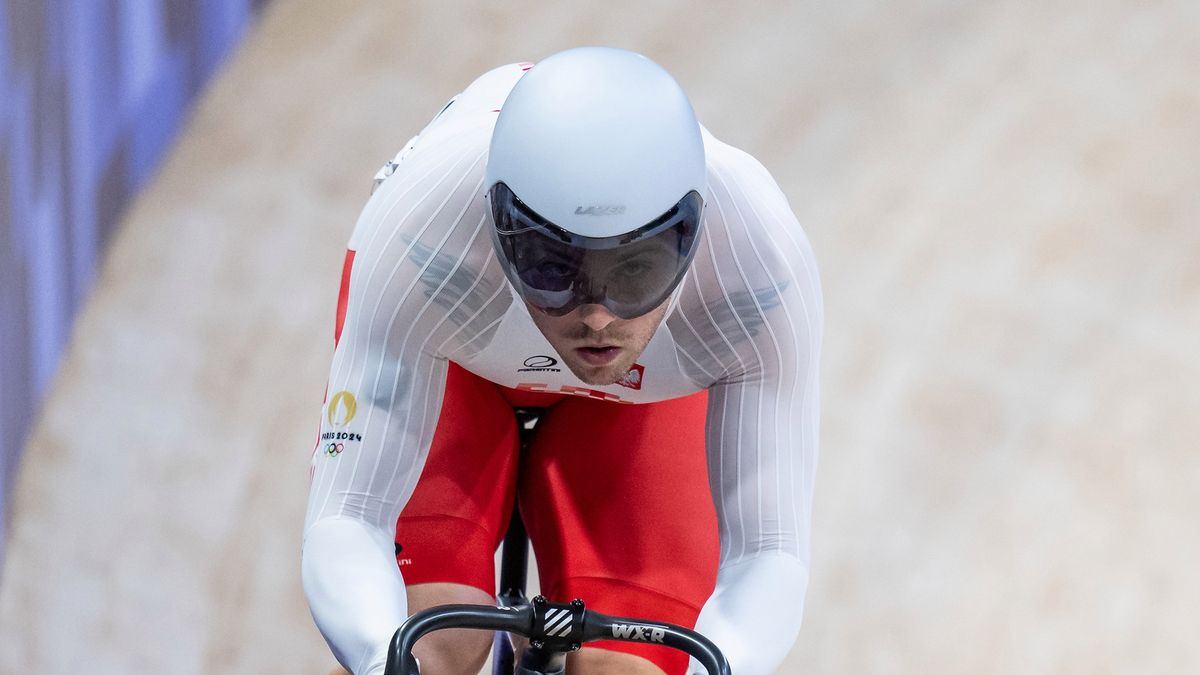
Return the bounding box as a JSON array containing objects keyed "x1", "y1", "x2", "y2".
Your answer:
[
  {"x1": 491, "y1": 409, "x2": 539, "y2": 673},
  {"x1": 382, "y1": 408, "x2": 731, "y2": 675}
]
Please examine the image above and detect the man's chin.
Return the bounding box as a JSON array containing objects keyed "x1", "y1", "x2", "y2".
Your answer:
[{"x1": 562, "y1": 357, "x2": 632, "y2": 386}]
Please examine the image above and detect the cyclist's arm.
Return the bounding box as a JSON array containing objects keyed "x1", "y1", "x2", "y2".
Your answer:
[
  {"x1": 692, "y1": 342, "x2": 821, "y2": 675},
  {"x1": 301, "y1": 119, "x2": 506, "y2": 675},
  {"x1": 676, "y1": 141, "x2": 824, "y2": 674}
]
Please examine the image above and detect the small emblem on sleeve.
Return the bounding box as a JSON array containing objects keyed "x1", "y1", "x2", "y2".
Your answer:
[{"x1": 323, "y1": 391, "x2": 363, "y2": 452}]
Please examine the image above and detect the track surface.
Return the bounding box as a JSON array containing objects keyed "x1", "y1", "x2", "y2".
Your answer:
[{"x1": 2, "y1": 1, "x2": 1197, "y2": 673}]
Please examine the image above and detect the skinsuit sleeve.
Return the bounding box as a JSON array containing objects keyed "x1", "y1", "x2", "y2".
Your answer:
[
  {"x1": 669, "y1": 138, "x2": 824, "y2": 675},
  {"x1": 300, "y1": 77, "x2": 514, "y2": 672}
]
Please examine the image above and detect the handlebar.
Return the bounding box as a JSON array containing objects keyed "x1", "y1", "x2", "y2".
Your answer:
[{"x1": 383, "y1": 597, "x2": 731, "y2": 675}]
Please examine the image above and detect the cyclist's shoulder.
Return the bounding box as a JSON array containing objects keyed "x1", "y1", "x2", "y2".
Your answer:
[
  {"x1": 343, "y1": 63, "x2": 537, "y2": 266},
  {"x1": 371, "y1": 61, "x2": 531, "y2": 182},
  {"x1": 414, "y1": 61, "x2": 531, "y2": 143},
  {"x1": 701, "y1": 127, "x2": 777, "y2": 185},
  {"x1": 697, "y1": 128, "x2": 813, "y2": 262},
  {"x1": 669, "y1": 131, "x2": 821, "y2": 361},
  {"x1": 452, "y1": 61, "x2": 534, "y2": 117}
]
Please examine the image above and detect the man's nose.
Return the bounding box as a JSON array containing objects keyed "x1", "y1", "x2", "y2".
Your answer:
[{"x1": 578, "y1": 304, "x2": 619, "y2": 332}]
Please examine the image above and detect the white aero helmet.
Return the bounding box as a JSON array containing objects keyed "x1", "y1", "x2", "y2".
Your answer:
[{"x1": 486, "y1": 46, "x2": 706, "y2": 319}]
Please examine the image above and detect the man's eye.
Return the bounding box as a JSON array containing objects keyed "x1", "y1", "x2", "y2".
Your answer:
[
  {"x1": 613, "y1": 260, "x2": 651, "y2": 278},
  {"x1": 526, "y1": 261, "x2": 578, "y2": 290},
  {"x1": 538, "y1": 261, "x2": 574, "y2": 279}
]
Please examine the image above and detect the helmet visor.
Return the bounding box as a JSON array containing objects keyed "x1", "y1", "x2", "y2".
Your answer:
[{"x1": 490, "y1": 182, "x2": 703, "y2": 319}]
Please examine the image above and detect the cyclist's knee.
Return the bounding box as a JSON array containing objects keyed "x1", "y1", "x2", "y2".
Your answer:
[
  {"x1": 409, "y1": 582, "x2": 494, "y2": 675},
  {"x1": 413, "y1": 627, "x2": 492, "y2": 674},
  {"x1": 324, "y1": 638, "x2": 491, "y2": 675}
]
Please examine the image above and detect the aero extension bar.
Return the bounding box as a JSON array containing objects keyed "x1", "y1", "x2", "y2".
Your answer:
[{"x1": 383, "y1": 595, "x2": 731, "y2": 675}]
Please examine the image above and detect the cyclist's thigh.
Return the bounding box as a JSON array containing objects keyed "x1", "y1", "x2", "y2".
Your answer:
[
  {"x1": 393, "y1": 361, "x2": 520, "y2": 594},
  {"x1": 520, "y1": 391, "x2": 719, "y2": 675}
]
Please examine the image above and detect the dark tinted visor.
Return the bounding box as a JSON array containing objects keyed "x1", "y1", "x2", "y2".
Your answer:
[{"x1": 490, "y1": 182, "x2": 703, "y2": 319}]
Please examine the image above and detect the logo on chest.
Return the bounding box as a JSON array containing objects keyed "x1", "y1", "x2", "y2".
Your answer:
[
  {"x1": 518, "y1": 355, "x2": 561, "y2": 373},
  {"x1": 617, "y1": 363, "x2": 645, "y2": 390}
]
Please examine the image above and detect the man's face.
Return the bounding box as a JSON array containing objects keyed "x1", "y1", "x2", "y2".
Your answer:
[{"x1": 526, "y1": 300, "x2": 669, "y2": 385}]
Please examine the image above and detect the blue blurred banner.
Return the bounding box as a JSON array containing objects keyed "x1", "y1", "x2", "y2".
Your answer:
[{"x1": 0, "y1": 0, "x2": 266, "y2": 562}]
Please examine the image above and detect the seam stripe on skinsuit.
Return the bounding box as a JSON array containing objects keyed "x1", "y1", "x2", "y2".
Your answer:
[
  {"x1": 370, "y1": 162, "x2": 490, "y2": 519},
  {"x1": 309, "y1": 145, "x2": 463, "y2": 521},
  {"x1": 737, "y1": 148, "x2": 822, "y2": 555},
  {"x1": 713, "y1": 164, "x2": 794, "y2": 557},
  {"x1": 338, "y1": 137, "x2": 476, "y2": 385},
  {"x1": 683, "y1": 214, "x2": 751, "y2": 562},
  {"x1": 392, "y1": 356, "x2": 447, "y2": 525},
  {"x1": 681, "y1": 241, "x2": 744, "y2": 557},
  {"x1": 330, "y1": 135, "x2": 475, "y2": 409},
  {"x1": 709, "y1": 174, "x2": 771, "y2": 562},
  {"x1": 671, "y1": 279, "x2": 722, "y2": 383},
  {"x1": 704, "y1": 184, "x2": 764, "y2": 563},
  {"x1": 429, "y1": 216, "x2": 501, "y2": 356},
  {"x1": 717, "y1": 160, "x2": 817, "y2": 556},
  {"x1": 720, "y1": 149, "x2": 821, "y2": 550},
  {"x1": 356, "y1": 145, "x2": 484, "y2": 408},
  {"x1": 684, "y1": 269, "x2": 737, "y2": 561},
  {"x1": 317, "y1": 143, "x2": 484, "y2": 525},
  {"x1": 672, "y1": 327, "x2": 719, "y2": 384},
  {"x1": 309, "y1": 248, "x2": 358, "y2": 500},
  {"x1": 351, "y1": 149, "x2": 483, "y2": 524},
  {"x1": 443, "y1": 292, "x2": 507, "y2": 358},
  {"x1": 311, "y1": 140, "x2": 480, "y2": 524}
]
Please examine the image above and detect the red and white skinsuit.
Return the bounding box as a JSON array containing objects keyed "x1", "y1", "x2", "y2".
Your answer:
[{"x1": 303, "y1": 63, "x2": 823, "y2": 675}]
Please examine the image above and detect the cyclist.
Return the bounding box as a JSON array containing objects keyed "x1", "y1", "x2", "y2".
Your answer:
[{"x1": 303, "y1": 47, "x2": 823, "y2": 675}]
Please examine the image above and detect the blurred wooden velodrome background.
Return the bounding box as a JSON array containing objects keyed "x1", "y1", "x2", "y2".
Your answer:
[{"x1": 2, "y1": 0, "x2": 1198, "y2": 673}]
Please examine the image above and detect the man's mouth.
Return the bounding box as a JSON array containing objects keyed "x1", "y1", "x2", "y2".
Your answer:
[{"x1": 575, "y1": 345, "x2": 622, "y2": 366}]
